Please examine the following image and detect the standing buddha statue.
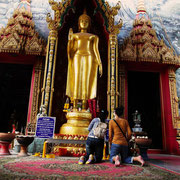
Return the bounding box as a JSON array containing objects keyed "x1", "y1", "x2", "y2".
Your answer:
[
  {"x1": 66, "y1": 9, "x2": 102, "y2": 110},
  {"x1": 59, "y1": 10, "x2": 102, "y2": 156}
]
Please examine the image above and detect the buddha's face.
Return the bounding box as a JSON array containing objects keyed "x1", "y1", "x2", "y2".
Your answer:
[
  {"x1": 79, "y1": 17, "x2": 89, "y2": 29},
  {"x1": 78, "y1": 14, "x2": 91, "y2": 31}
]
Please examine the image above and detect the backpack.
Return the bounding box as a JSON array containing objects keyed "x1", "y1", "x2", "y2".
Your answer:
[{"x1": 93, "y1": 121, "x2": 107, "y2": 139}]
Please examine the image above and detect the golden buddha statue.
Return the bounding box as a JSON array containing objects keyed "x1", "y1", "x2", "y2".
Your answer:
[
  {"x1": 66, "y1": 10, "x2": 102, "y2": 110},
  {"x1": 59, "y1": 11, "x2": 102, "y2": 156}
]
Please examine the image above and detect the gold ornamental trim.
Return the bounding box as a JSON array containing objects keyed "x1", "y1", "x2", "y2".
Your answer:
[
  {"x1": 105, "y1": 1, "x2": 122, "y2": 119},
  {"x1": 41, "y1": 28, "x2": 58, "y2": 115},
  {"x1": 104, "y1": 1, "x2": 123, "y2": 34},
  {"x1": 168, "y1": 67, "x2": 179, "y2": 129},
  {"x1": 66, "y1": 111, "x2": 92, "y2": 120},
  {"x1": 47, "y1": 0, "x2": 123, "y2": 34}
]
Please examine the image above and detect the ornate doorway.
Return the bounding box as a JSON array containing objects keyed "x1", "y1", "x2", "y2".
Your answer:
[
  {"x1": 127, "y1": 71, "x2": 163, "y2": 149},
  {"x1": 0, "y1": 63, "x2": 33, "y2": 133},
  {"x1": 51, "y1": 0, "x2": 109, "y2": 132}
]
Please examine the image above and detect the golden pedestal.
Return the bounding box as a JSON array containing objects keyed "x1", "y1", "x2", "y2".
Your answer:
[
  {"x1": 54, "y1": 111, "x2": 92, "y2": 157},
  {"x1": 60, "y1": 111, "x2": 92, "y2": 135}
]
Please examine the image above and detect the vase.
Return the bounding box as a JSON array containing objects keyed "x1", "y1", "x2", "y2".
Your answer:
[
  {"x1": 16, "y1": 135, "x2": 34, "y2": 157},
  {"x1": 0, "y1": 133, "x2": 15, "y2": 155}
]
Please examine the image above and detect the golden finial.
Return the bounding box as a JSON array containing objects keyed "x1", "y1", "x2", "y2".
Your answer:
[
  {"x1": 137, "y1": 0, "x2": 146, "y2": 12},
  {"x1": 83, "y1": 8, "x2": 87, "y2": 15},
  {"x1": 78, "y1": 8, "x2": 91, "y2": 31}
]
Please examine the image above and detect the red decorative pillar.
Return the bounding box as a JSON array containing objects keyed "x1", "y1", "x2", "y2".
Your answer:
[{"x1": 160, "y1": 68, "x2": 179, "y2": 154}]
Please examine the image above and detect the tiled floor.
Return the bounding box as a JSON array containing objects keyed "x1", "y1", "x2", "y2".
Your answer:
[{"x1": 148, "y1": 154, "x2": 180, "y2": 175}]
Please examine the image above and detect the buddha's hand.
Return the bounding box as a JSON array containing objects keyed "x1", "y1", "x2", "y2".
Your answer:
[
  {"x1": 68, "y1": 28, "x2": 73, "y2": 40},
  {"x1": 99, "y1": 63, "x2": 103, "y2": 77}
]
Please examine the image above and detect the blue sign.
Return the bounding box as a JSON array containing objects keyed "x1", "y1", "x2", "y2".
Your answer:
[{"x1": 35, "y1": 117, "x2": 56, "y2": 138}]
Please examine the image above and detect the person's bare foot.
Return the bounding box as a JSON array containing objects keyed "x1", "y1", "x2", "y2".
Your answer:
[
  {"x1": 114, "y1": 155, "x2": 120, "y2": 167},
  {"x1": 134, "y1": 155, "x2": 145, "y2": 166}
]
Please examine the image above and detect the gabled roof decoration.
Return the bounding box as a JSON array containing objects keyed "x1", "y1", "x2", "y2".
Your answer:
[
  {"x1": 0, "y1": 0, "x2": 46, "y2": 56},
  {"x1": 119, "y1": 0, "x2": 180, "y2": 65},
  {"x1": 47, "y1": 0, "x2": 122, "y2": 34}
]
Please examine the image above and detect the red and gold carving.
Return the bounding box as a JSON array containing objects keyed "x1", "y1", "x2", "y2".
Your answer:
[
  {"x1": 52, "y1": 134, "x2": 87, "y2": 157},
  {"x1": 168, "y1": 67, "x2": 179, "y2": 129},
  {"x1": 120, "y1": 9, "x2": 180, "y2": 65},
  {"x1": 0, "y1": 1, "x2": 46, "y2": 55},
  {"x1": 30, "y1": 60, "x2": 43, "y2": 125}
]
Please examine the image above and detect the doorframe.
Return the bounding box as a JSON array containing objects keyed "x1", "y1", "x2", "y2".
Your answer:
[{"x1": 121, "y1": 62, "x2": 171, "y2": 153}]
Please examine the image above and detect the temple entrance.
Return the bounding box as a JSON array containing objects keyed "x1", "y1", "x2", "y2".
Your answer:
[
  {"x1": 0, "y1": 63, "x2": 33, "y2": 133},
  {"x1": 52, "y1": 0, "x2": 108, "y2": 133},
  {"x1": 128, "y1": 71, "x2": 163, "y2": 149}
]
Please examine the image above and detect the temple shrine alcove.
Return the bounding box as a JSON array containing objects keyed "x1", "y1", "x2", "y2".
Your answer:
[
  {"x1": 120, "y1": 61, "x2": 180, "y2": 153},
  {"x1": 0, "y1": 0, "x2": 46, "y2": 134},
  {"x1": 0, "y1": 63, "x2": 33, "y2": 133},
  {"x1": 119, "y1": 0, "x2": 180, "y2": 154},
  {"x1": 50, "y1": 0, "x2": 109, "y2": 133},
  {"x1": 127, "y1": 71, "x2": 162, "y2": 149}
]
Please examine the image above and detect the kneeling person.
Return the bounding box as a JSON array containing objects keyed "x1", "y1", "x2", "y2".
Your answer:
[{"x1": 78, "y1": 110, "x2": 108, "y2": 164}]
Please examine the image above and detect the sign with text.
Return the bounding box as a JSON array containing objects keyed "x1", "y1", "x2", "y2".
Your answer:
[{"x1": 35, "y1": 116, "x2": 56, "y2": 138}]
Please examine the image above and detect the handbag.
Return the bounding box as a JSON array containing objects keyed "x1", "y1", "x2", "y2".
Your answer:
[{"x1": 113, "y1": 119, "x2": 133, "y2": 156}]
